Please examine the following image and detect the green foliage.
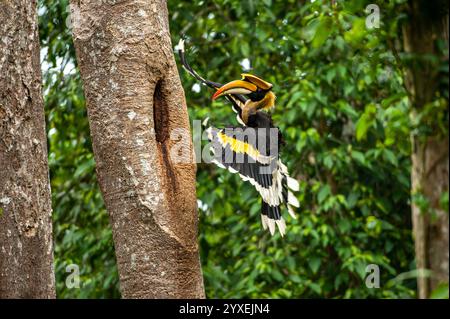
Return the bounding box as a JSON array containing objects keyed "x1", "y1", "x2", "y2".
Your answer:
[
  {"x1": 430, "y1": 283, "x2": 449, "y2": 299},
  {"x1": 171, "y1": 0, "x2": 415, "y2": 298},
  {"x1": 37, "y1": 0, "x2": 434, "y2": 298}
]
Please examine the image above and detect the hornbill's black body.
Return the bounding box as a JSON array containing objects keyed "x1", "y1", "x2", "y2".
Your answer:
[{"x1": 178, "y1": 39, "x2": 299, "y2": 236}]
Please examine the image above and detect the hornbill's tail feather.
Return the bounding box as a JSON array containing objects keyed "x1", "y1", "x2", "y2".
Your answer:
[
  {"x1": 278, "y1": 159, "x2": 299, "y2": 220},
  {"x1": 177, "y1": 39, "x2": 223, "y2": 90},
  {"x1": 261, "y1": 201, "x2": 286, "y2": 236}
]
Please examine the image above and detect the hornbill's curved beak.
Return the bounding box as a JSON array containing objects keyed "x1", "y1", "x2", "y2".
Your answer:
[
  {"x1": 211, "y1": 74, "x2": 273, "y2": 100},
  {"x1": 212, "y1": 80, "x2": 257, "y2": 100}
]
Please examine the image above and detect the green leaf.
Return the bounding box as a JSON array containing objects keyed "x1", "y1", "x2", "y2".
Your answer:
[
  {"x1": 323, "y1": 155, "x2": 333, "y2": 170},
  {"x1": 286, "y1": 91, "x2": 302, "y2": 108},
  {"x1": 440, "y1": 191, "x2": 449, "y2": 212},
  {"x1": 337, "y1": 218, "x2": 351, "y2": 233},
  {"x1": 308, "y1": 257, "x2": 322, "y2": 274},
  {"x1": 326, "y1": 68, "x2": 336, "y2": 84},
  {"x1": 318, "y1": 185, "x2": 331, "y2": 204},
  {"x1": 430, "y1": 283, "x2": 449, "y2": 299},
  {"x1": 355, "y1": 113, "x2": 374, "y2": 141},
  {"x1": 308, "y1": 282, "x2": 322, "y2": 295},
  {"x1": 240, "y1": 42, "x2": 250, "y2": 57},
  {"x1": 302, "y1": 17, "x2": 320, "y2": 42},
  {"x1": 344, "y1": 18, "x2": 367, "y2": 45},
  {"x1": 74, "y1": 157, "x2": 95, "y2": 179},
  {"x1": 383, "y1": 149, "x2": 398, "y2": 166},
  {"x1": 312, "y1": 16, "x2": 333, "y2": 48},
  {"x1": 347, "y1": 192, "x2": 359, "y2": 208},
  {"x1": 272, "y1": 269, "x2": 284, "y2": 282},
  {"x1": 351, "y1": 150, "x2": 366, "y2": 165}
]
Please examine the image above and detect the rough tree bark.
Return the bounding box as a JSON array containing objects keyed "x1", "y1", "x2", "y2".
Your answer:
[
  {"x1": 403, "y1": 0, "x2": 449, "y2": 298},
  {"x1": 69, "y1": 0, "x2": 204, "y2": 298},
  {"x1": 0, "y1": 0, "x2": 55, "y2": 298}
]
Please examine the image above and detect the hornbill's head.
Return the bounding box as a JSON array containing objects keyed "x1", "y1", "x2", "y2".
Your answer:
[{"x1": 212, "y1": 74, "x2": 276, "y2": 113}]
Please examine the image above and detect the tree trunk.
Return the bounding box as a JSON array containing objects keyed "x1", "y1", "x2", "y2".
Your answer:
[
  {"x1": 403, "y1": 0, "x2": 449, "y2": 299},
  {"x1": 69, "y1": 0, "x2": 204, "y2": 298},
  {"x1": 0, "y1": 0, "x2": 55, "y2": 298}
]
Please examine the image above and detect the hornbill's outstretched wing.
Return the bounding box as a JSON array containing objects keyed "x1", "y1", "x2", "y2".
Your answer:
[
  {"x1": 206, "y1": 126, "x2": 299, "y2": 236},
  {"x1": 177, "y1": 39, "x2": 299, "y2": 236}
]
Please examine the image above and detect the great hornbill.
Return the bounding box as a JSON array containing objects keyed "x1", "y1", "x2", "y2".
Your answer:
[{"x1": 178, "y1": 39, "x2": 299, "y2": 236}]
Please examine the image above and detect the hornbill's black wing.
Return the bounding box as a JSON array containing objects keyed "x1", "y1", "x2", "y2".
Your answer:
[
  {"x1": 206, "y1": 126, "x2": 299, "y2": 236},
  {"x1": 177, "y1": 39, "x2": 247, "y2": 125}
]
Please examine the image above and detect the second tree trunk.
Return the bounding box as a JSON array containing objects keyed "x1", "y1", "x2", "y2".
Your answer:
[{"x1": 0, "y1": 0, "x2": 55, "y2": 298}]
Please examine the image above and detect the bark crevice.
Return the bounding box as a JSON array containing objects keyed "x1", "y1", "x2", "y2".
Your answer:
[{"x1": 153, "y1": 79, "x2": 178, "y2": 194}]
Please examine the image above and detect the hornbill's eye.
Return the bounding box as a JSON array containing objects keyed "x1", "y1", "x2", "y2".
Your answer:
[{"x1": 248, "y1": 88, "x2": 269, "y2": 102}]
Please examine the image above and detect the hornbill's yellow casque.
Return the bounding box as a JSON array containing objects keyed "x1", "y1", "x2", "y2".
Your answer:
[{"x1": 178, "y1": 39, "x2": 299, "y2": 236}]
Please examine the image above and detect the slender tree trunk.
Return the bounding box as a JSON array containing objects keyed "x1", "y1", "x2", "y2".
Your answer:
[
  {"x1": 0, "y1": 0, "x2": 55, "y2": 298},
  {"x1": 69, "y1": 0, "x2": 204, "y2": 298},
  {"x1": 403, "y1": 0, "x2": 449, "y2": 298}
]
